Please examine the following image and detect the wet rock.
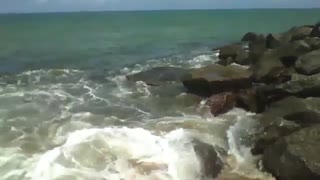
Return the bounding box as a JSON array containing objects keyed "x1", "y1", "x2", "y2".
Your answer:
[
  {"x1": 310, "y1": 23, "x2": 320, "y2": 38},
  {"x1": 241, "y1": 32, "x2": 259, "y2": 42},
  {"x1": 261, "y1": 73, "x2": 320, "y2": 98},
  {"x1": 251, "y1": 115, "x2": 301, "y2": 155},
  {"x1": 205, "y1": 92, "x2": 237, "y2": 116},
  {"x1": 217, "y1": 44, "x2": 249, "y2": 65},
  {"x1": 126, "y1": 67, "x2": 190, "y2": 86},
  {"x1": 192, "y1": 139, "x2": 224, "y2": 179},
  {"x1": 295, "y1": 50, "x2": 320, "y2": 75},
  {"x1": 182, "y1": 64, "x2": 252, "y2": 97},
  {"x1": 263, "y1": 125, "x2": 320, "y2": 180}
]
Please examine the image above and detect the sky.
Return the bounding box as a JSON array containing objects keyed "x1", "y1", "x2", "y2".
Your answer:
[{"x1": 1, "y1": 0, "x2": 320, "y2": 13}]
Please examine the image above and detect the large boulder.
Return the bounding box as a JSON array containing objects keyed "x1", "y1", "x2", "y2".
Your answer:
[
  {"x1": 251, "y1": 115, "x2": 301, "y2": 155},
  {"x1": 241, "y1": 32, "x2": 259, "y2": 42},
  {"x1": 286, "y1": 26, "x2": 313, "y2": 41},
  {"x1": 182, "y1": 64, "x2": 252, "y2": 97},
  {"x1": 262, "y1": 96, "x2": 320, "y2": 125},
  {"x1": 217, "y1": 44, "x2": 249, "y2": 65},
  {"x1": 261, "y1": 73, "x2": 320, "y2": 98},
  {"x1": 192, "y1": 139, "x2": 224, "y2": 179},
  {"x1": 263, "y1": 125, "x2": 320, "y2": 180},
  {"x1": 304, "y1": 37, "x2": 320, "y2": 50},
  {"x1": 310, "y1": 23, "x2": 320, "y2": 38},
  {"x1": 295, "y1": 50, "x2": 320, "y2": 75},
  {"x1": 126, "y1": 67, "x2": 190, "y2": 86},
  {"x1": 251, "y1": 40, "x2": 311, "y2": 82},
  {"x1": 266, "y1": 26, "x2": 313, "y2": 49}
]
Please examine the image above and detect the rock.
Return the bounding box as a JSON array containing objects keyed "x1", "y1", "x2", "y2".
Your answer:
[
  {"x1": 262, "y1": 73, "x2": 320, "y2": 98},
  {"x1": 192, "y1": 139, "x2": 224, "y2": 179},
  {"x1": 248, "y1": 35, "x2": 267, "y2": 63},
  {"x1": 252, "y1": 41, "x2": 311, "y2": 82},
  {"x1": 241, "y1": 32, "x2": 259, "y2": 42},
  {"x1": 295, "y1": 50, "x2": 320, "y2": 75},
  {"x1": 310, "y1": 23, "x2": 320, "y2": 38},
  {"x1": 126, "y1": 67, "x2": 190, "y2": 86},
  {"x1": 217, "y1": 44, "x2": 249, "y2": 65},
  {"x1": 286, "y1": 26, "x2": 313, "y2": 41},
  {"x1": 283, "y1": 111, "x2": 320, "y2": 126},
  {"x1": 260, "y1": 97, "x2": 320, "y2": 127},
  {"x1": 263, "y1": 125, "x2": 320, "y2": 180},
  {"x1": 266, "y1": 26, "x2": 313, "y2": 49},
  {"x1": 205, "y1": 92, "x2": 237, "y2": 116},
  {"x1": 251, "y1": 115, "x2": 301, "y2": 155},
  {"x1": 304, "y1": 37, "x2": 320, "y2": 50},
  {"x1": 266, "y1": 33, "x2": 283, "y2": 49},
  {"x1": 182, "y1": 64, "x2": 252, "y2": 97},
  {"x1": 236, "y1": 88, "x2": 265, "y2": 113}
]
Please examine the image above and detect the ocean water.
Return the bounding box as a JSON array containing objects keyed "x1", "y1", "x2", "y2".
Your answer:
[{"x1": 0, "y1": 9, "x2": 319, "y2": 180}]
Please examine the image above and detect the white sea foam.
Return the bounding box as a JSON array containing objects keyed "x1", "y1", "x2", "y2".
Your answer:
[{"x1": 32, "y1": 127, "x2": 202, "y2": 180}]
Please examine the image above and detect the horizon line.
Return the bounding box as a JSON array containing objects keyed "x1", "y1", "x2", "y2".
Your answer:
[{"x1": 1, "y1": 7, "x2": 319, "y2": 15}]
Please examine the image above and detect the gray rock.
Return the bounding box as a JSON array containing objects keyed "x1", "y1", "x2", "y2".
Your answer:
[
  {"x1": 126, "y1": 67, "x2": 190, "y2": 86},
  {"x1": 252, "y1": 41, "x2": 311, "y2": 82},
  {"x1": 263, "y1": 125, "x2": 320, "y2": 180},
  {"x1": 296, "y1": 50, "x2": 320, "y2": 75},
  {"x1": 251, "y1": 115, "x2": 301, "y2": 155},
  {"x1": 261, "y1": 73, "x2": 320, "y2": 97},
  {"x1": 264, "y1": 96, "x2": 320, "y2": 118},
  {"x1": 192, "y1": 139, "x2": 224, "y2": 179}
]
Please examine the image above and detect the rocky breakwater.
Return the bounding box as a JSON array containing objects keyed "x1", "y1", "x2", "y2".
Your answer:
[{"x1": 126, "y1": 22, "x2": 320, "y2": 179}]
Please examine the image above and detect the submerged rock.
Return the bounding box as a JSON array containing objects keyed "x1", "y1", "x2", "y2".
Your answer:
[
  {"x1": 192, "y1": 139, "x2": 224, "y2": 179},
  {"x1": 263, "y1": 125, "x2": 320, "y2": 180},
  {"x1": 295, "y1": 50, "x2": 320, "y2": 75},
  {"x1": 182, "y1": 64, "x2": 252, "y2": 97},
  {"x1": 126, "y1": 67, "x2": 190, "y2": 86}
]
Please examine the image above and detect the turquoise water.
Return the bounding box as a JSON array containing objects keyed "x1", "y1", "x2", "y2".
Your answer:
[
  {"x1": 0, "y1": 9, "x2": 319, "y2": 180},
  {"x1": 0, "y1": 9, "x2": 320, "y2": 73}
]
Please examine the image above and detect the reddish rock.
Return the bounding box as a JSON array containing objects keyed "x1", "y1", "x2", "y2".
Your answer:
[{"x1": 205, "y1": 92, "x2": 237, "y2": 116}]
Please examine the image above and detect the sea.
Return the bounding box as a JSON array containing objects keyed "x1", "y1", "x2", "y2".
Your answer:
[{"x1": 0, "y1": 9, "x2": 320, "y2": 180}]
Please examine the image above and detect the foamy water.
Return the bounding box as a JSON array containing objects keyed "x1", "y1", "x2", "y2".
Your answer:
[{"x1": 0, "y1": 55, "x2": 274, "y2": 180}]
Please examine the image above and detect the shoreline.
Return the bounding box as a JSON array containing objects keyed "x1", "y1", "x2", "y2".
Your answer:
[{"x1": 127, "y1": 22, "x2": 320, "y2": 179}]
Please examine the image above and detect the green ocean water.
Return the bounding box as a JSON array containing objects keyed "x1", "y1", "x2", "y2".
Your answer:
[
  {"x1": 0, "y1": 9, "x2": 320, "y2": 73},
  {"x1": 0, "y1": 9, "x2": 319, "y2": 180}
]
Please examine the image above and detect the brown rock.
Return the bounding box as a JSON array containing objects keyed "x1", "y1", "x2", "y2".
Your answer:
[
  {"x1": 182, "y1": 64, "x2": 252, "y2": 97},
  {"x1": 205, "y1": 92, "x2": 237, "y2": 116}
]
